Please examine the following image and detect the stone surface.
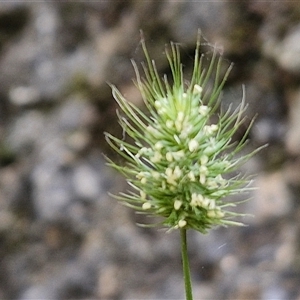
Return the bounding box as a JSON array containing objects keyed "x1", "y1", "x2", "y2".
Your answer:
[
  {"x1": 285, "y1": 88, "x2": 300, "y2": 155},
  {"x1": 0, "y1": 1, "x2": 300, "y2": 299}
]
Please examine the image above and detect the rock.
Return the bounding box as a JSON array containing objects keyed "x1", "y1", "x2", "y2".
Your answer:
[
  {"x1": 261, "y1": 283, "x2": 288, "y2": 300},
  {"x1": 72, "y1": 162, "x2": 103, "y2": 202},
  {"x1": 252, "y1": 171, "x2": 292, "y2": 223},
  {"x1": 19, "y1": 285, "x2": 57, "y2": 300},
  {"x1": 277, "y1": 25, "x2": 300, "y2": 74},
  {"x1": 9, "y1": 86, "x2": 40, "y2": 107},
  {"x1": 6, "y1": 110, "x2": 44, "y2": 154},
  {"x1": 285, "y1": 88, "x2": 300, "y2": 155},
  {"x1": 19, "y1": 262, "x2": 96, "y2": 300},
  {"x1": 171, "y1": 1, "x2": 229, "y2": 45},
  {"x1": 31, "y1": 161, "x2": 74, "y2": 221},
  {"x1": 252, "y1": 117, "x2": 286, "y2": 145},
  {"x1": 97, "y1": 265, "x2": 120, "y2": 299}
]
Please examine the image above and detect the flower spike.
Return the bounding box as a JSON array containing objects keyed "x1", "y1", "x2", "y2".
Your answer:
[{"x1": 105, "y1": 33, "x2": 264, "y2": 233}]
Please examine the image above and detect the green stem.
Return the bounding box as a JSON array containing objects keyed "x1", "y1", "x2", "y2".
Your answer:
[{"x1": 180, "y1": 228, "x2": 193, "y2": 300}]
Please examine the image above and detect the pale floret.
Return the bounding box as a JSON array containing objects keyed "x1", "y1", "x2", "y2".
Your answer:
[
  {"x1": 199, "y1": 165, "x2": 208, "y2": 184},
  {"x1": 146, "y1": 125, "x2": 158, "y2": 136},
  {"x1": 142, "y1": 202, "x2": 151, "y2": 210},
  {"x1": 179, "y1": 123, "x2": 193, "y2": 139},
  {"x1": 175, "y1": 112, "x2": 185, "y2": 131},
  {"x1": 175, "y1": 119, "x2": 183, "y2": 132},
  {"x1": 193, "y1": 84, "x2": 203, "y2": 94},
  {"x1": 210, "y1": 124, "x2": 218, "y2": 132},
  {"x1": 204, "y1": 124, "x2": 218, "y2": 135},
  {"x1": 191, "y1": 193, "x2": 203, "y2": 206},
  {"x1": 174, "y1": 199, "x2": 183, "y2": 210},
  {"x1": 200, "y1": 155, "x2": 209, "y2": 165},
  {"x1": 207, "y1": 209, "x2": 224, "y2": 219},
  {"x1": 178, "y1": 219, "x2": 187, "y2": 228},
  {"x1": 154, "y1": 142, "x2": 164, "y2": 150},
  {"x1": 188, "y1": 139, "x2": 199, "y2": 152},
  {"x1": 177, "y1": 111, "x2": 185, "y2": 122},
  {"x1": 202, "y1": 197, "x2": 210, "y2": 208},
  {"x1": 166, "y1": 166, "x2": 182, "y2": 185},
  {"x1": 166, "y1": 120, "x2": 174, "y2": 128},
  {"x1": 158, "y1": 108, "x2": 167, "y2": 115},
  {"x1": 206, "y1": 179, "x2": 218, "y2": 189},
  {"x1": 136, "y1": 172, "x2": 148, "y2": 183},
  {"x1": 166, "y1": 150, "x2": 185, "y2": 162},
  {"x1": 173, "y1": 150, "x2": 185, "y2": 160},
  {"x1": 166, "y1": 152, "x2": 173, "y2": 162},
  {"x1": 214, "y1": 209, "x2": 225, "y2": 218},
  {"x1": 188, "y1": 171, "x2": 196, "y2": 182},
  {"x1": 150, "y1": 151, "x2": 163, "y2": 163},
  {"x1": 135, "y1": 147, "x2": 148, "y2": 158},
  {"x1": 208, "y1": 200, "x2": 216, "y2": 210},
  {"x1": 199, "y1": 105, "x2": 209, "y2": 116},
  {"x1": 154, "y1": 100, "x2": 162, "y2": 109},
  {"x1": 152, "y1": 171, "x2": 160, "y2": 179},
  {"x1": 173, "y1": 166, "x2": 182, "y2": 178},
  {"x1": 174, "y1": 134, "x2": 181, "y2": 144},
  {"x1": 140, "y1": 191, "x2": 147, "y2": 199}
]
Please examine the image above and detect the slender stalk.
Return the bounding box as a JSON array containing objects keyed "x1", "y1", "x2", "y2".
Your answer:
[{"x1": 180, "y1": 228, "x2": 193, "y2": 300}]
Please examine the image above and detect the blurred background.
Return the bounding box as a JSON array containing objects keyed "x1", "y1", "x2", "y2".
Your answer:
[{"x1": 0, "y1": 1, "x2": 300, "y2": 299}]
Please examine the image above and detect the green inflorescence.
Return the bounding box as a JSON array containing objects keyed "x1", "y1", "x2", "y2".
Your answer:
[{"x1": 105, "y1": 32, "x2": 264, "y2": 234}]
